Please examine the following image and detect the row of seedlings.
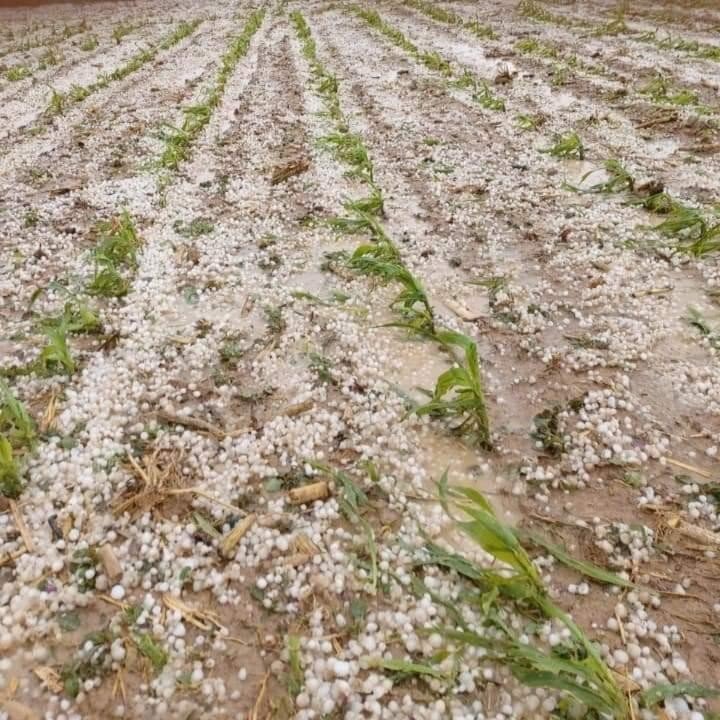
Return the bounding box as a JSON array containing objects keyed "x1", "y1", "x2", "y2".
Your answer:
[{"x1": 45, "y1": 18, "x2": 202, "y2": 117}]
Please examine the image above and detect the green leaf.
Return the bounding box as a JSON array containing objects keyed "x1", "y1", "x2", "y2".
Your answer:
[
  {"x1": 287, "y1": 635, "x2": 303, "y2": 696},
  {"x1": 640, "y1": 682, "x2": 720, "y2": 708},
  {"x1": 364, "y1": 657, "x2": 447, "y2": 680},
  {"x1": 350, "y1": 597, "x2": 367, "y2": 621},
  {"x1": 512, "y1": 667, "x2": 616, "y2": 716},
  {"x1": 192, "y1": 512, "x2": 221, "y2": 539},
  {"x1": 57, "y1": 611, "x2": 81, "y2": 632},
  {"x1": 263, "y1": 477, "x2": 283, "y2": 493},
  {"x1": 63, "y1": 672, "x2": 80, "y2": 698},
  {"x1": 133, "y1": 633, "x2": 168, "y2": 672},
  {"x1": 518, "y1": 530, "x2": 633, "y2": 588},
  {"x1": 433, "y1": 366, "x2": 470, "y2": 397}
]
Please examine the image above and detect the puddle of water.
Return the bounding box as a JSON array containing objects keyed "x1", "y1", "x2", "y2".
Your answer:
[
  {"x1": 644, "y1": 138, "x2": 678, "y2": 161},
  {"x1": 158, "y1": 290, "x2": 265, "y2": 339},
  {"x1": 419, "y1": 431, "x2": 515, "y2": 523},
  {"x1": 290, "y1": 270, "x2": 327, "y2": 295},
  {"x1": 543, "y1": 89, "x2": 576, "y2": 111},
  {"x1": 561, "y1": 159, "x2": 606, "y2": 190},
  {"x1": 384, "y1": 338, "x2": 449, "y2": 396}
]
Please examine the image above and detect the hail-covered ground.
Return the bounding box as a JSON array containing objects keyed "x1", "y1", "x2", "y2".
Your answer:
[{"x1": 1, "y1": 0, "x2": 719, "y2": 718}]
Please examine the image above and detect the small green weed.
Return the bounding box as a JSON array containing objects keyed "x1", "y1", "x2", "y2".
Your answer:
[
  {"x1": 173, "y1": 217, "x2": 215, "y2": 237},
  {"x1": 5, "y1": 65, "x2": 31, "y2": 81},
  {"x1": 474, "y1": 81, "x2": 505, "y2": 111},
  {"x1": 37, "y1": 322, "x2": 76, "y2": 375},
  {"x1": 309, "y1": 352, "x2": 336, "y2": 385},
  {"x1": 0, "y1": 437, "x2": 21, "y2": 498},
  {"x1": 515, "y1": 37, "x2": 558, "y2": 58},
  {"x1": 47, "y1": 86, "x2": 65, "y2": 115},
  {"x1": 640, "y1": 74, "x2": 699, "y2": 107},
  {"x1": 39, "y1": 47, "x2": 60, "y2": 68},
  {"x1": 112, "y1": 21, "x2": 135, "y2": 43},
  {"x1": 38, "y1": 300, "x2": 102, "y2": 335},
  {"x1": 80, "y1": 35, "x2": 98, "y2": 51},
  {"x1": 515, "y1": 113, "x2": 543, "y2": 131},
  {"x1": 542, "y1": 131, "x2": 584, "y2": 159},
  {"x1": 531, "y1": 406, "x2": 564, "y2": 455},
  {"x1": 24, "y1": 209, "x2": 39, "y2": 227},
  {"x1": 0, "y1": 381, "x2": 37, "y2": 449},
  {"x1": 133, "y1": 633, "x2": 168, "y2": 672},
  {"x1": 86, "y1": 265, "x2": 129, "y2": 298},
  {"x1": 264, "y1": 305, "x2": 286, "y2": 335},
  {"x1": 95, "y1": 211, "x2": 141, "y2": 268},
  {"x1": 517, "y1": 0, "x2": 575, "y2": 26}
]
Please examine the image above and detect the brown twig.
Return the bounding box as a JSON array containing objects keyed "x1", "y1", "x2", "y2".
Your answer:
[
  {"x1": 10, "y1": 500, "x2": 33, "y2": 554},
  {"x1": 250, "y1": 671, "x2": 270, "y2": 720}
]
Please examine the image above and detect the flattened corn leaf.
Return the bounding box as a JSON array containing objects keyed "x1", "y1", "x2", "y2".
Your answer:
[
  {"x1": 365, "y1": 657, "x2": 447, "y2": 680},
  {"x1": 640, "y1": 682, "x2": 720, "y2": 708},
  {"x1": 518, "y1": 530, "x2": 633, "y2": 588}
]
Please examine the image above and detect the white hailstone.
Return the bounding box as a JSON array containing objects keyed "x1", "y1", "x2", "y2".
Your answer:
[
  {"x1": 614, "y1": 649, "x2": 629, "y2": 666},
  {"x1": 238, "y1": 668, "x2": 247, "y2": 681},
  {"x1": 111, "y1": 641, "x2": 126, "y2": 663},
  {"x1": 110, "y1": 585, "x2": 126, "y2": 601},
  {"x1": 330, "y1": 660, "x2": 351, "y2": 678}
]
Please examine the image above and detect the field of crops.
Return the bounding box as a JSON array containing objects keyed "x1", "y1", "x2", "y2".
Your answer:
[{"x1": 1, "y1": 0, "x2": 719, "y2": 718}]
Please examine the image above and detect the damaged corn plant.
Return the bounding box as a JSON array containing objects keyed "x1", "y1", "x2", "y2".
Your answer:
[
  {"x1": 295, "y1": 11, "x2": 491, "y2": 448},
  {"x1": 429, "y1": 479, "x2": 662, "y2": 719}
]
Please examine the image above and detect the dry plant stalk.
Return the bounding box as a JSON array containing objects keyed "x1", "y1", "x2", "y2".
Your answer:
[
  {"x1": 220, "y1": 513, "x2": 256, "y2": 557},
  {"x1": 32, "y1": 666, "x2": 62, "y2": 694},
  {"x1": 288, "y1": 480, "x2": 329, "y2": 505},
  {"x1": 270, "y1": 157, "x2": 309, "y2": 185},
  {"x1": 444, "y1": 297, "x2": 484, "y2": 321},
  {"x1": 10, "y1": 500, "x2": 33, "y2": 554},
  {"x1": 39, "y1": 391, "x2": 59, "y2": 433},
  {"x1": 99, "y1": 544, "x2": 123, "y2": 580},
  {"x1": 665, "y1": 457, "x2": 711, "y2": 479},
  {"x1": 666, "y1": 515, "x2": 720, "y2": 546},
  {"x1": 250, "y1": 671, "x2": 270, "y2": 720},
  {"x1": 156, "y1": 409, "x2": 226, "y2": 439},
  {"x1": 113, "y1": 449, "x2": 183, "y2": 517},
  {"x1": 0, "y1": 700, "x2": 39, "y2": 720},
  {"x1": 282, "y1": 400, "x2": 314, "y2": 417},
  {"x1": 277, "y1": 532, "x2": 319, "y2": 567},
  {"x1": 0, "y1": 549, "x2": 25, "y2": 568},
  {"x1": 162, "y1": 593, "x2": 226, "y2": 633}
]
